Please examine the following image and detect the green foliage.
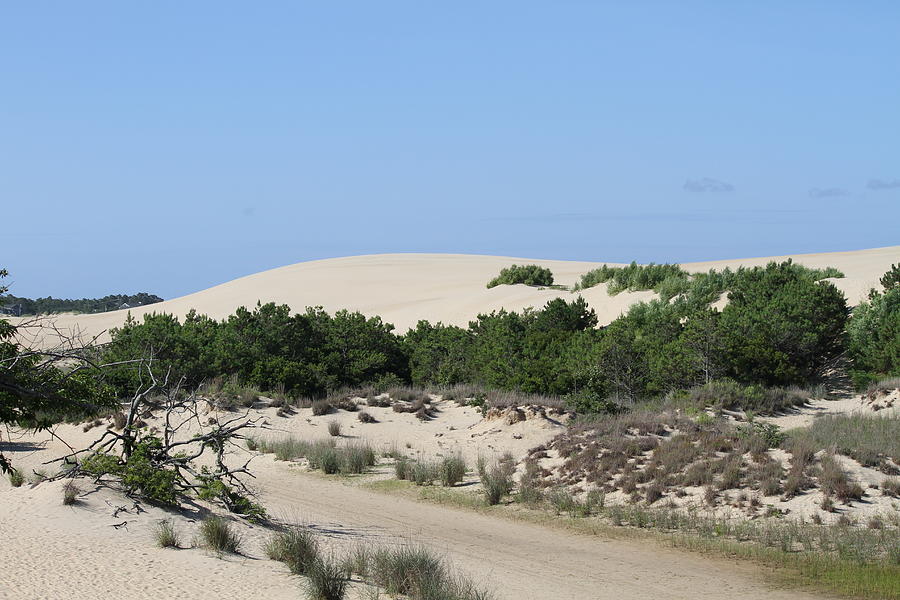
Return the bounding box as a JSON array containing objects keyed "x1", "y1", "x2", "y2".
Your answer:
[
  {"x1": 848, "y1": 287, "x2": 900, "y2": 383},
  {"x1": 717, "y1": 261, "x2": 848, "y2": 386},
  {"x1": 684, "y1": 380, "x2": 811, "y2": 415},
  {"x1": 197, "y1": 467, "x2": 267, "y2": 521},
  {"x1": 438, "y1": 453, "x2": 466, "y2": 487},
  {"x1": 576, "y1": 261, "x2": 687, "y2": 294},
  {"x1": 2, "y1": 292, "x2": 162, "y2": 316},
  {"x1": 306, "y1": 556, "x2": 348, "y2": 600},
  {"x1": 82, "y1": 439, "x2": 177, "y2": 505},
  {"x1": 8, "y1": 469, "x2": 24, "y2": 487},
  {"x1": 486, "y1": 264, "x2": 554, "y2": 288},
  {"x1": 880, "y1": 263, "x2": 900, "y2": 292},
  {"x1": 1, "y1": 268, "x2": 117, "y2": 471}
]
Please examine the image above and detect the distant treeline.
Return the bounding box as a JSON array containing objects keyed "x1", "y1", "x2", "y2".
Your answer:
[
  {"x1": 97, "y1": 260, "x2": 900, "y2": 411},
  {"x1": 3, "y1": 293, "x2": 163, "y2": 315}
]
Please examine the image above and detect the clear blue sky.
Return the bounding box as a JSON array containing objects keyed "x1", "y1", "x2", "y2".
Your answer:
[{"x1": 2, "y1": 2, "x2": 898, "y2": 299}]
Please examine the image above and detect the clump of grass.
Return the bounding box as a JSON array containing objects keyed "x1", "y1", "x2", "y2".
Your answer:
[
  {"x1": 439, "y1": 454, "x2": 466, "y2": 487},
  {"x1": 340, "y1": 442, "x2": 377, "y2": 475},
  {"x1": 245, "y1": 437, "x2": 259, "y2": 451},
  {"x1": 155, "y1": 519, "x2": 179, "y2": 548},
  {"x1": 819, "y1": 454, "x2": 865, "y2": 502},
  {"x1": 266, "y1": 527, "x2": 320, "y2": 575},
  {"x1": 882, "y1": 477, "x2": 900, "y2": 497},
  {"x1": 480, "y1": 453, "x2": 515, "y2": 505},
  {"x1": 306, "y1": 556, "x2": 348, "y2": 600},
  {"x1": 62, "y1": 480, "x2": 80, "y2": 505},
  {"x1": 358, "y1": 411, "x2": 376, "y2": 423},
  {"x1": 411, "y1": 460, "x2": 439, "y2": 486},
  {"x1": 515, "y1": 459, "x2": 544, "y2": 506},
  {"x1": 199, "y1": 515, "x2": 241, "y2": 554},
  {"x1": 8, "y1": 469, "x2": 24, "y2": 487},
  {"x1": 327, "y1": 420, "x2": 342, "y2": 437},
  {"x1": 789, "y1": 413, "x2": 899, "y2": 471}
]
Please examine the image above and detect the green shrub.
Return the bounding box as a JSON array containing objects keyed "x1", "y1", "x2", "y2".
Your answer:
[
  {"x1": 327, "y1": 420, "x2": 342, "y2": 437},
  {"x1": 155, "y1": 519, "x2": 179, "y2": 548},
  {"x1": 480, "y1": 454, "x2": 515, "y2": 505},
  {"x1": 486, "y1": 264, "x2": 554, "y2": 288},
  {"x1": 266, "y1": 527, "x2": 320, "y2": 575},
  {"x1": 199, "y1": 515, "x2": 241, "y2": 554},
  {"x1": 788, "y1": 414, "x2": 899, "y2": 470},
  {"x1": 576, "y1": 261, "x2": 687, "y2": 294},
  {"x1": 81, "y1": 438, "x2": 177, "y2": 505}
]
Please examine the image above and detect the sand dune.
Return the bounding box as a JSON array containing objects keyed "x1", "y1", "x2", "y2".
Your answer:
[{"x1": 18, "y1": 246, "x2": 900, "y2": 347}]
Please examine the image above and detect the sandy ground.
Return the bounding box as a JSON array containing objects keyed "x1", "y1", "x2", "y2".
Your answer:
[
  {"x1": 16, "y1": 246, "x2": 899, "y2": 346},
  {"x1": 0, "y1": 398, "x2": 853, "y2": 600}
]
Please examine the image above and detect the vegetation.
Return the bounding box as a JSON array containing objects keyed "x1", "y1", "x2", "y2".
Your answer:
[
  {"x1": 847, "y1": 285, "x2": 900, "y2": 387},
  {"x1": 1, "y1": 292, "x2": 162, "y2": 316},
  {"x1": 252, "y1": 435, "x2": 377, "y2": 476},
  {"x1": 199, "y1": 515, "x2": 242, "y2": 554},
  {"x1": 266, "y1": 526, "x2": 320, "y2": 575},
  {"x1": 305, "y1": 556, "x2": 348, "y2": 600},
  {"x1": 788, "y1": 414, "x2": 899, "y2": 472},
  {"x1": 154, "y1": 519, "x2": 179, "y2": 548},
  {"x1": 486, "y1": 264, "x2": 554, "y2": 288},
  {"x1": 61, "y1": 480, "x2": 80, "y2": 505},
  {"x1": 575, "y1": 261, "x2": 687, "y2": 294},
  {"x1": 8, "y1": 469, "x2": 24, "y2": 487}
]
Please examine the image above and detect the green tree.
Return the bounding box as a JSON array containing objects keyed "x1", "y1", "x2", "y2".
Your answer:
[
  {"x1": 847, "y1": 286, "x2": 900, "y2": 381},
  {"x1": 717, "y1": 261, "x2": 848, "y2": 386}
]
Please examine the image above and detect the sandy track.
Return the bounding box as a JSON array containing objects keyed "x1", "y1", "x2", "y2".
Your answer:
[{"x1": 256, "y1": 463, "x2": 824, "y2": 600}]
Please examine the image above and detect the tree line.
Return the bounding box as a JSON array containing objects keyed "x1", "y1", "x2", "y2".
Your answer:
[{"x1": 96, "y1": 260, "x2": 898, "y2": 409}]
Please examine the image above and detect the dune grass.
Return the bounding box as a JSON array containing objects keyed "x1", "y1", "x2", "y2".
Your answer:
[
  {"x1": 252, "y1": 434, "x2": 376, "y2": 476},
  {"x1": 199, "y1": 515, "x2": 241, "y2": 554},
  {"x1": 154, "y1": 519, "x2": 179, "y2": 548},
  {"x1": 787, "y1": 413, "x2": 900, "y2": 470},
  {"x1": 266, "y1": 526, "x2": 320, "y2": 575}
]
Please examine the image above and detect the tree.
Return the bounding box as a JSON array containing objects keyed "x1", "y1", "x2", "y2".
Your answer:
[
  {"x1": 717, "y1": 261, "x2": 848, "y2": 386},
  {"x1": 0, "y1": 269, "x2": 116, "y2": 473},
  {"x1": 881, "y1": 263, "x2": 900, "y2": 292},
  {"x1": 847, "y1": 286, "x2": 900, "y2": 382}
]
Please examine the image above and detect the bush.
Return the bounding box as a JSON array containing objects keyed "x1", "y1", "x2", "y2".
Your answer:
[
  {"x1": 199, "y1": 516, "x2": 241, "y2": 554},
  {"x1": 327, "y1": 420, "x2": 342, "y2": 437},
  {"x1": 486, "y1": 264, "x2": 554, "y2": 288},
  {"x1": 576, "y1": 261, "x2": 687, "y2": 294},
  {"x1": 357, "y1": 411, "x2": 376, "y2": 423},
  {"x1": 312, "y1": 400, "x2": 332, "y2": 416},
  {"x1": 62, "y1": 480, "x2": 80, "y2": 505},
  {"x1": 155, "y1": 519, "x2": 179, "y2": 548},
  {"x1": 438, "y1": 454, "x2": 466, "y2": 487},
  {"x1": 848, "y1": 286, "x2": 900, "y2": 383},
  {"x1": 266, "y1": 527, "x2": 320, "y2": 575}
]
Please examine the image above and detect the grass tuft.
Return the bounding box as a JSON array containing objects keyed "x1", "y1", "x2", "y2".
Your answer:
[
  {"x1": 199, "y1": 515, "x2": 241, "y2": 554},
  {"x1": 155, "y1": 519, "x2": 179, "y2": 548}
]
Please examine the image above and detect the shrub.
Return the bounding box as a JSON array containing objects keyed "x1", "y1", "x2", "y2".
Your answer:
[
  {"x1": 340, "y1": 442, "x2": 376, "y2": 475},
  {"x1": 327, "y1": 420, "x2": 342, "y2": 437},
  {"x1": 155, "y1": 519, "x2": 179, "y2": 548},
  {"x1": 516, "y1": 459, "x2": 544, "y2": 506},
  {"x1": 882, "y1": 477, "x2": 900, "y2": 497},
  {"x1": 486, "y1": 264, "x2": 554, "y2": 288},
  {"x1": 306, "y1": 556, "x2": 348, "y2": 600},
  {"x1": 62, "y1": 480, "x2": 80, "y2": 505},
  {"x1": 357, "y1": 411, "x2": 376, "y2": 423},
  {"x1": 8, "y1": 470, "x2": 24, "y2": 487},
  {"x1": 576, "y1": 261, "x2": 687, "y2": 294},
  {"x1": 438, "y1": 454, "x2": 466, "y2": 487},
  {"x1": 266, "y1": 527, "x2": 320, "y2": 575},
  {"x1": 394, "y1": 457, "x2": 410, "y2": 480},
  {"x1": 312, "y1": 400, "x2": 332, "y2": 416},
  {"x1": 411, "y1": 460, "x2": 438, "y2": 486},
  {"x1": 788, "y1": 414, "x2": 899, "y2": 471},
  {"x1": 199, "y1": 516, "x2": 241, "y2": 554}
]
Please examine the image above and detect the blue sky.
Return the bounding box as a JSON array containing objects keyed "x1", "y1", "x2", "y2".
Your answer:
[{"x1": 2, "y1": 2, "x2": 898, "y2": 299}]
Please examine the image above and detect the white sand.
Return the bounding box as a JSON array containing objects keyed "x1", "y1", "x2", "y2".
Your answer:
[{"x1": 16, "y1": 246, "x2": 899, "y2": 347}]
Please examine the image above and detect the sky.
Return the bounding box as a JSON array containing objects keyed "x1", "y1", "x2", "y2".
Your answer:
[{"x1": 1, "y1": 2, "x2": 898, "y2": 299}]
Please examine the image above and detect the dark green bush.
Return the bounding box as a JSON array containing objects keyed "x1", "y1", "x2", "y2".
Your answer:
[{"x1": 486, "y1": 264, "x2": 554, "y2": 288}]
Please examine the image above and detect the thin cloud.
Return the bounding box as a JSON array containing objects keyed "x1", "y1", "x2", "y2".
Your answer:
[
  {"x1": 808, "y1": 187, "x2": 849, "y2": 199},
  {"x1": 867, "y1": 178, "x2": 900, "y2": 190},
  {"x1": 683, "y1": 178, "x2": 735, "y2": 193}
]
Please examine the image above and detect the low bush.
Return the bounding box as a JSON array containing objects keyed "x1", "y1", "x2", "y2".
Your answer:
[
  {"x1": 327, "y1": 420, "x2": 342, "y2": 437},
  {"x1": 199, "y1": 515, "x2": 241, "y2": 554},
  {"x1": 357, "y1": 411, "x2": 376, "y2": 423},
  {"x1": 486, "y1": 264, "x2": 554, "y2": 288},
  {"x1": 312, "y1": 400, "x2": 332, "y2": 416},
  {"x1": 819, "y1": 454, "x2": 865, "y2": 503},
  {"x1": 154, "y1": 519, "x2": 179, "y2": 548}
]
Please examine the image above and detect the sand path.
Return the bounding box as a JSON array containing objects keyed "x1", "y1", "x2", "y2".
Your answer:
[{"x1": 256, "y1": 463, "x2": 824, "y2": 600}]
